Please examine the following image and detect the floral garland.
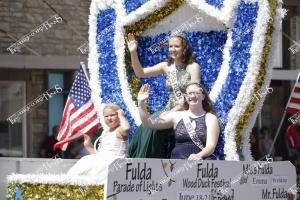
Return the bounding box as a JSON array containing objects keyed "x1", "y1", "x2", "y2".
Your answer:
[
  {"x1": 124, "y1": 0, "x2": 185, "y2": 36},
  {"x1": 205, "y1": 0, "x2": 224, "y2": 9},
  {"x1": 88, "y1": 0, "x2": 112, "y2": 130},
  {"x1": 88, "y1": 0, "x2": 142, "y2": 136},
  {"x1": 124, "y1": 0, "x2": 150, "y2": 14},
  {"x1": 214, "y1": 1, "x2": 259, "y2": 160},
  {"x1": 239, "y1": 0, "x2": 285, "y2": 160},
  {"x1": 230, "y1": 0, "x2": 271, "y2": 160},
  {"x1": 6, "y1": 174, "x2": 103, "y2": 199},
  {"x1": 189, "y1": 0, "x2": 240, "y2": 26},
  {"x1": 88, "y1": 0, "x2": 282, "y2": 159}
]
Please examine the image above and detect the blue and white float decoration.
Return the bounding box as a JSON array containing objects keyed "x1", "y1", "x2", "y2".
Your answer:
[{"x1": 87, "y1": 0, "x2": 284, "y2": 160}]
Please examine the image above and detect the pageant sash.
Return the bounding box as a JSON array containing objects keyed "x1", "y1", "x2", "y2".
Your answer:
[
  {"x1": 182, "y1": 112, "x2": 218, "y2": 159},
  {"x1": 169, "y1": 64, "x2": 184, "y2": 102}
]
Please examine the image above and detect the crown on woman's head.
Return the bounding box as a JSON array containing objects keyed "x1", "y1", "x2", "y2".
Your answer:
[
  {"x1": 158, "y1": 32, "x2": 187, "y2": 48},
  {"x1": 170, "y1": 31, "x2": 186, "y2": 38}
]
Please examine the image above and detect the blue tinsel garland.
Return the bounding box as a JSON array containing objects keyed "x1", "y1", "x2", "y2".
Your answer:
[
  {"x1": 124, "y1": 0, "x2": 149, "y2": 14},
  {"x1": 97, "y1": 8, "x2": 137, "y2": 139},
  {"x1": 96, "y1": 1, "x2": 260, "y2": 159},
  {"x1": 205, "y1": 0, "x2": 224, "y2": 9},
  {"x1": 214, "y1": 1, "x2": 259, "y2": 159}
]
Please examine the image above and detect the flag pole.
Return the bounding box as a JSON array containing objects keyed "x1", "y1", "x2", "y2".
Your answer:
[
  {"x1": 80, "y1": 61, "x2": 90, "y2": 82},
  {"x1": 80, "y1": 61, "x2": 94, "y2": 97},
  {"x1": 79, "y1": 61, "x2": 101, "y2": 127},
  {"x1": 267, "y1": 111, "x2": 286, "y2": 156}
]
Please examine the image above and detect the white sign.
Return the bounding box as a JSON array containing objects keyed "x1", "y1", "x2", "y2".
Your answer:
[{"x1": 106, "y1": 159, "x2": 296, "y2": 200}]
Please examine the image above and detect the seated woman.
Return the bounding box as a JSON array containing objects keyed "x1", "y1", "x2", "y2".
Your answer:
[
  {"x1": 67, "y1": 104, "x2": 130, "y2": 183},
  {"x1": 138, "y1": 82, "x2": 219, "y2": 160}
]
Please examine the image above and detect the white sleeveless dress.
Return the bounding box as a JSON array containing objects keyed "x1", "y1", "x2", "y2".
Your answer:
[{"x1": 67, "y1": 129, "x2": 128, "y2": 183}]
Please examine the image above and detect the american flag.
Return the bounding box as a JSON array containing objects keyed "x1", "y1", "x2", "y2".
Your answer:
[
  {"x1": 54, "y1": 64, "x2": 101, "y2": 150},
  {"x1": 286, "y1": 72, "x2": 300, "y2": 115}
]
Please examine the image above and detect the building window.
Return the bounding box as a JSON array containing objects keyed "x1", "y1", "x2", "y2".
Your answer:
[{"x1": 0, "y1": 81, "x2": 26, "y2": 157}]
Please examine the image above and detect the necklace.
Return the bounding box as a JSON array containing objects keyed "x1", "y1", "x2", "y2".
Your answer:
[{"x1": 175, "y1": 63, "x2": 186, "y2": 71}]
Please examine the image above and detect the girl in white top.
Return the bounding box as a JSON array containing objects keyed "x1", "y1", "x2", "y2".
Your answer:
[{"x1": 67, "y1": 104, "x2": 130, "y2": 183}]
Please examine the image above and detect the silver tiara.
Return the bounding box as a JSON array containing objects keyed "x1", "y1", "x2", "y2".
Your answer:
[{"x1": 170, "y1": 31, "x2": 186, "y2": 38}]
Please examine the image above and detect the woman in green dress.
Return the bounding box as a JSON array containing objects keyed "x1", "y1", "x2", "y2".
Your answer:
[{"x1": 126, "y1": 33, "x2": 201, "y2": 158}]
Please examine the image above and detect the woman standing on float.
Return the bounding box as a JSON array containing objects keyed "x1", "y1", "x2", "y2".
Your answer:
[{"x1": 126, "y1": 33, "x2": 201, "y2": 158}]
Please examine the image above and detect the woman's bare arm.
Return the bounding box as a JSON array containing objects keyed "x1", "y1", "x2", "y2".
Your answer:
[
  {"x1": 138, "y1": 84, "x2": 174, "y2": 130},
  {"x1": 116, "y1": 109, "x2": 130, "y2": 139},
  {"x1": 83, "y1": 134, "x2": 97, "y2": 154},
  {"x1": 127, "y1": 33, "x2": 166, "y2": 78},
  {"x1": 189, "y1": 113, "x2": 219, "y2": 160},
  {"x1": 188, "y1": 62, "x2": 201, "y2": 82}
]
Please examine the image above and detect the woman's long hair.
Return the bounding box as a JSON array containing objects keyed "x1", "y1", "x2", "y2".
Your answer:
[
  {"x1": 167, "y1": 35, "x2": 195, "y2": 66},
  {"x1": 184, "y1": 82, "x2": 216, "y2": 114}
]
